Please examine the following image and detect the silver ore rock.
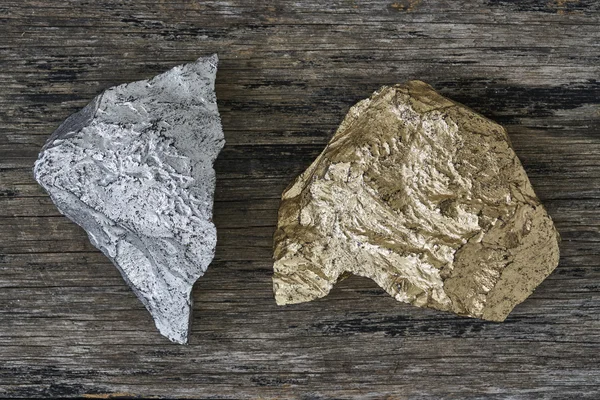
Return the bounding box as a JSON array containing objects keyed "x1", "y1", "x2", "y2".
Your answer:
[{"x1": 34, "y1": 55, "x2": 225, "y2": 343}]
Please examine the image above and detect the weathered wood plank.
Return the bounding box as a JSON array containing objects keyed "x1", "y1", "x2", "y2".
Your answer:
[{"x1": 1, "y1": 0, "x2": 599, "y2": 398}]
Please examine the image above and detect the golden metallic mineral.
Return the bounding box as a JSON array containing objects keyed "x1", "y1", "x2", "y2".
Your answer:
[{"x1": 273, "y1": 81, "x2": 560, "y2": 321}]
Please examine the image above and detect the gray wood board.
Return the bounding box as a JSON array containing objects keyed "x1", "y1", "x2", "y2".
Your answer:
[{"x1": 1, "y1": 0, "x2": 599, "y2": 398}]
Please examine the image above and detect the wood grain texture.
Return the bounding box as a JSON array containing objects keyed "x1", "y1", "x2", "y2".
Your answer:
[{"x1": 0, "y1": 0, "x2": 599, "y2": 398}]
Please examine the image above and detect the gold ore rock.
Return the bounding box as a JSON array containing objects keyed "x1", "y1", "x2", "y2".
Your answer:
[{"x1": 273, "y1": 81, "x2": 560, "y2": 321}]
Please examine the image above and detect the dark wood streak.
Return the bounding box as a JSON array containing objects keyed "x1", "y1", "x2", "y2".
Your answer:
[{"x1": 1, "y1": 0, "x2": 599, "y2": 398}]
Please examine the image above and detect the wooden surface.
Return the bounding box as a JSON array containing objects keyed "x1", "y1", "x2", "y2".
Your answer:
[{"x1": 1, "y1": 1, "x2": 599, "y2": 398}]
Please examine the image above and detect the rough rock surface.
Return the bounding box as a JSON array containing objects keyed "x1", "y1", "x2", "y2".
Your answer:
[
  {"x1": 273, "y1": 81, "x2": 560, "y2": 321},
  {"x1": 34, "y1": 55, "x2": 225, "y2": 343}
]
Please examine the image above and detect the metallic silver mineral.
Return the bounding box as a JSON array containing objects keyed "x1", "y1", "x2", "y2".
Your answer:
[
  {"x1": 34, "y1": 55, "x2": 225, "y2": 343},
  {"x1": 273, "y1": 81, "x2": 560, "y2": 321}
]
